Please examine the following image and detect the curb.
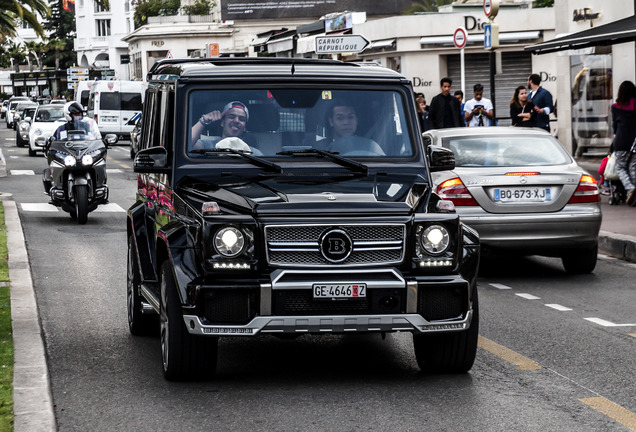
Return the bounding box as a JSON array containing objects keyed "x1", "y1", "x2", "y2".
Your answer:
[
  {"x1": 3, "y1": 196, "x2": 56, "y2": 432},
  {"x1": 599, "y1": 230, "x2": 636, "y2": 263}
]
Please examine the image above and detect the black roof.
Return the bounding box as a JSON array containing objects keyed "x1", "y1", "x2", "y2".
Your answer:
[
  {"x1": 525, "y1": 15, "x2": 636, "y2": 55},
  {"x1": 147, "y1": 57, "x2": 407, "y2": 83}
]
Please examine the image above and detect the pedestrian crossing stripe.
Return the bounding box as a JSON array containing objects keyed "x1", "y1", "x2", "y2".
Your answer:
[
  {"x1": 20, "y1": 203, "x2": 126, "y2": 213},
  {"x1": 9, "y1": 168, "x2": 123, "y2": 175}
]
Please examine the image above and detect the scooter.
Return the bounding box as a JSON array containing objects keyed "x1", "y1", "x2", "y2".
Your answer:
[{"x1": 41, "y1": 121, "x2": 118, "y2": 224}]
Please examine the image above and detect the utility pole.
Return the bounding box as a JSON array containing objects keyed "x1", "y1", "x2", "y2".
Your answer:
[{"x1": 483, "y1": 0, "x2": 500, "y2": 123}]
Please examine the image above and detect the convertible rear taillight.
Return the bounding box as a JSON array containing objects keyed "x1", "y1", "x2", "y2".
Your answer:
[
  {"x1": 568, "y1": 174, "x2": 600, "y2": 204},
  {"x1": 436, "y1": 178, "x2": 478, "y2": 206}
]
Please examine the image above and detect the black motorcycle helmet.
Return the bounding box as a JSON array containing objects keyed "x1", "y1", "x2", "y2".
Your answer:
[{"x1": 64, "y1": 101, "x2": 84, "y2": 122}]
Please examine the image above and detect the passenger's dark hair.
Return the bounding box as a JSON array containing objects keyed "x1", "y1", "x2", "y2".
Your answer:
[
  {"x1": 454, "y1": 90, "x2": 463, "y2": 98},
  {"x1": 510, "y1": 85, "x2": 526, "y2": 108},
  {"x1": 473, "y1": 83, "x2": 483, "y2": 92},
  {"x1": 528, "y1": 74, "x2": 541, "y2": 86},
  {"x1": 616, "y1": 80, "x2": 636, "y2": 105},
  {"x1": 440, "y1": 77, "x2": 452, "y2": 87}
]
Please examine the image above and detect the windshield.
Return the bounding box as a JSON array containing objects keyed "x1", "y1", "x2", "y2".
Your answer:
[
  {"x1": 56, "y1": 118, "x2": 102, "y2": 140},
  {"x1": 441, "y1": 135, "x2": 572, "y2": 167},
  {"x1": 35, "y1": 106, "x2": 65, "y2": 122},
  {"x1": 187, "y1": 88, "x2": 415, "y2": 159}
]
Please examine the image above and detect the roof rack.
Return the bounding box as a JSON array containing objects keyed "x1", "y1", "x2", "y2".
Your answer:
[{"x1": 147, "y1": 57, "x2": 357, "y2": 80}]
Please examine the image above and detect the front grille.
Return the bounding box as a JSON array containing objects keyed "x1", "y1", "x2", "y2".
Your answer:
[
  {"x1": 418, "y1": 285, "x2": 468, "y2": 321},
  {"x1": 203, "y1": 290, "x2": 258, "y2": 324},
  {"x1": 265, "y1": 224, "x2": 405, "y2": 267}
]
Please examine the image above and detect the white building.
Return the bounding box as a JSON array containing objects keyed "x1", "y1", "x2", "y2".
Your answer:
[{"x1": 74, "y1": 0, "x2": 136, "y2": 80}]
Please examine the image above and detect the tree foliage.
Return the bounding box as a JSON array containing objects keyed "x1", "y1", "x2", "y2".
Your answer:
[
  {"x1": 42, "y1": 0, "x2": 76, "y2": 69},
  {"x1": 533, "y1": 0, "x2": 554, "y2": 7},
  {"x1": 0, "y1": 0, "x2": 50, "y2": 38},
  {"x1": 182, "y1": 0, "x2": 214, "y2": 16},
  {"x1": 133, "y1": 0, "x2": 181, "y2": 28}
]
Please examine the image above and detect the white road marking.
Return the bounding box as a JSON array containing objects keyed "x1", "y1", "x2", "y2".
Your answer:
[
  {"x1": 516, "y1": 293, "x2": 541, "y2": 300},
  {"x1": 10, "y1": 170, "x2": 35, "y2": 175},
  {"x1": 585, "y1": 318, "x2": 636, "y2": 327},
  {"x1": 20, "y1": 202, "x2": 126, "y2": 213},
  {"x1": 545, "y1": 304, "x2": 573, "y2": 311},
  {"x1": 20, "y1": 203, "x2": 57, "y2": 212},
  {"x1": 489, "y1": 283, "x2": 512, "y2": 290},
  {"x1": 106, "y1": 168, "x2": 123, "y2": 173}
]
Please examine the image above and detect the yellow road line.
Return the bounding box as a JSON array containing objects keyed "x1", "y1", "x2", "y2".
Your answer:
[
  {"x1": 478, "y1": 335, "x2": 541, "y2": 370},
  {"x1": 629, "y1": 333, "x2": 636, "y2": 338},
  {"x1": 580, "y1": 397, "x2": 636, "y2": 431}
]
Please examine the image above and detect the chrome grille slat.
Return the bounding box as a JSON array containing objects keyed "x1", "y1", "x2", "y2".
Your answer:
[{"x1": 265, "y1": 224, "x2": 406, "y2": 267}]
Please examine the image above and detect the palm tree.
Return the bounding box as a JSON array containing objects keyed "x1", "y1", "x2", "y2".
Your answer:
[
  {"x1": 0, "y1": 0, "x2": 50, "y2": 38},
  {"x1": 47, "y1": 39, "x2": 66, "y2": 71},
  {"x1": 25, "y1": 40, "x2": 38, "y2": 71},
  {"x1": 7, "y1": 41, "x2": 26, "y2": 72},
  {"x1": 34, "y1": 41, "x2": 48, "y2": 70}
]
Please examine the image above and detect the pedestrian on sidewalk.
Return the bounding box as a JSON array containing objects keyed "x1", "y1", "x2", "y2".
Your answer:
[
  {"x1": 464, "y1": 83, "x2": 494, "y2": 127},
  {"x1": 428, "y1": 78, "x2": 465, "y2": 129},
  {"x1": 611, "y1": 80, "x2": 636, "y2": 206},
  {"x1": 527, "y1": 73, "x2": 553, "y2": 132}
]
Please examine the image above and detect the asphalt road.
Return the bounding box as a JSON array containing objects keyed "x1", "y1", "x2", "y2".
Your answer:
[{"x1": 1, "y1": 126, "x2": 635, "y2": 431}]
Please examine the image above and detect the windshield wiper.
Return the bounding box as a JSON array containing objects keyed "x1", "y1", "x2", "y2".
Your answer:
[
  {"x1": 276, "y1": 148, "x2": 368, "y2": 174},
  {"x1": 190, "y1": 148, "x2": 282, "y2": 173}
]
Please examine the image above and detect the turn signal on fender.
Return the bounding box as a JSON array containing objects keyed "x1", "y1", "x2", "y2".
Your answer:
[{"x1": 568, "y1": 175, "x2": 600, "y2": 204}]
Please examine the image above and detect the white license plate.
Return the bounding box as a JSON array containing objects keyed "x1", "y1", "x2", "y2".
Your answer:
[
  {"x1": 313, "y1": 283, "x2": 367, "y2": 299},
  {"x1": 494, "y1": 187, "x2": 552, "y2": 202}
]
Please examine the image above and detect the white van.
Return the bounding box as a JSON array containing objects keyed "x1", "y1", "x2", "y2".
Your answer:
[
  {"x1": 74, "y1": 80, "x2": 96, "y2": 110},
  {"x1": 87, "y1": 80, "x2": 146, "y2": 139}
]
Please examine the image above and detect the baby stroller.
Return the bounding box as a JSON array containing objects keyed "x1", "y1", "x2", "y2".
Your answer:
[
  {"x1": 599, "y1": 153, "x2": 626, "y2": 205},
  {"x1": 607, "y1": 178, "x2": 626, "y2": 205}
]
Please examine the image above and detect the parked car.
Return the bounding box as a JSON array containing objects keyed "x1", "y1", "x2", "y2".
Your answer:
[
  {"x1": 128, "y1": 113, "x2": 142, "y2": 159},
  {"x1": 50, "y1": 99, "x2": 67, "y2": 104},
  {"x1": 5, "y1": 96, "x2": 32, "y2": 128},
  {"x1": 12, "y1": 102, "x2": 38, "y2": 130},
  {"x1": 16, "y1": 106, "x2": 38, "y2": 147},
  {"x1": 424, "y1": 126, "x2": 602, "y2": 274},
  {"x1": 28, "y1": 104, "x2": 66, "y2": 157},
  {"x1": 127, "y1": 58, "x2": 480, "y2": 381}
]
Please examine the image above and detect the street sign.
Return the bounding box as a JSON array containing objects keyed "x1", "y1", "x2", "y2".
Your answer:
[
  {"x1": 453, "y1": 27, "x2": 467, "y2": 49},
  {"x1": 315, "y1": 35, "x2": 369, "y2": 54},
  {"x1": 483, "y1": 0, "x2": 499, "y2": 18},
  {"x1": 207, "y1": 43, "x2": 219, "y2": 58},
  {"x1": 484, "y1": 23, "x2": 499, "y2": 50}
]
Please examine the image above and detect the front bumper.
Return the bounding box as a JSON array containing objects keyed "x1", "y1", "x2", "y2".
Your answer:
[{"x1": 183, "y1": 269, "x2": 474, "y2": 336}]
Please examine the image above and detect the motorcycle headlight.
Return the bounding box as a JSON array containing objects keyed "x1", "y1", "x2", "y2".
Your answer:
[
  {"x1": 418, "y1": 225, "x2": 450, "y2": 256},
  {"x1": 81, "y1": 154, "x2": 94, "y2": 166},
  {"x1": 213, "y1": 227, "x2": 245, "y2": 258},
  {"x1": 64, "y1": 155, "x2": 77, "y2": 167}
]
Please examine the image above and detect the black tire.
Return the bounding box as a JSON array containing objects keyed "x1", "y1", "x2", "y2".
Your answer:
[
  {"x1": 160, "y1": 261, "x2": 218, "y2": 381},
  {"x1": 127, "y1": 236, "x2": 157, "y2": 336},
  {"x1": 413, "y1": 285, "x2": 479, "y2": 373},
  {"x1": 28, "y1": 146, "x2": 36, "y2": 157},
  {"x1": 74, "y1": 185, "x2": 89, "y2": 225},
  {"x1": 16, "y1": 131, "x2": 23, "y2": 147},
  {"x1": 562, "y1": 243, "x2": 597, "y2": 274}
]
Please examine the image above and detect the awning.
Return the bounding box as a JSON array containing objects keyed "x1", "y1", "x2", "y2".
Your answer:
[
  {"x1": 267, "y1": 35, "x2": 295, "y2": 54},
  {"x1": 420, "y1": 31, "x2": 540, "y2": 47},
  {"x1": 296, "y1": 33, "x2": 325, "y2": 54},
  {"x1": 525, "y1": 15, "x2": 636, "y2": 55}
]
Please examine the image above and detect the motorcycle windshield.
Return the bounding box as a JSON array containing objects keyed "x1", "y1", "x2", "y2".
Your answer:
[{"x1": 63, "y1": 118, "x2": 102, "y2": 140}]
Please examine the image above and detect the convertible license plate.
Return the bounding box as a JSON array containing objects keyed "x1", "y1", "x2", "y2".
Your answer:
[
  {"x1": 494, "y1": 187, "x2": 552, "y2": 202},
  {"x1": 313, "y1": 284, "x2": 367, "y2": 299}
]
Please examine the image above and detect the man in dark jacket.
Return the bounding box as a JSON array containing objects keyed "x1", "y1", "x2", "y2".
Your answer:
[
  {"x1": 428, "y1": 77, "x2": 465, "y2": 129},
  {"x1": 528, "y1": 73, "x2": 554, "y2": 132}
]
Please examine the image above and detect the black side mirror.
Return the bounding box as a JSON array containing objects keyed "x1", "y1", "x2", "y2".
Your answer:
[
  {"x1": 134, "y1": 147, "x2": 170, "y2": 173},
  {"x1": 428, "y1": 145, "x2": 455, "y2": 172}
]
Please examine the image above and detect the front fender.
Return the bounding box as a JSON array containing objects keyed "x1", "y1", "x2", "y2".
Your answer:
[{"x1": 158, "y1": 221, "x2": 200, "y2": 305}]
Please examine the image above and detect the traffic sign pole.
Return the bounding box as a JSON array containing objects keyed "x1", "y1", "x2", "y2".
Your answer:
[{"x1": 453, "y1": 27, "x2": 467, "y2": 99}]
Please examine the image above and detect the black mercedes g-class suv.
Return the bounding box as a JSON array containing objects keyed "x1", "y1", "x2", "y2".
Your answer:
[{"x1": 127, "y1": 58, "x2": 480, "y2": 380}]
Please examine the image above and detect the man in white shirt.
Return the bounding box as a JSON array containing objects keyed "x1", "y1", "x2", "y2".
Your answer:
[{"x1": 464, "y1": 83, "x2": 494, "y2": 127}]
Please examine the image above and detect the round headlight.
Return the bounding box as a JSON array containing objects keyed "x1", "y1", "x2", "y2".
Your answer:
[
  {"x1": 82, "y1": 154, "x2": 94, "y2": 166},
  {"x1": 419, "y1": 225, "x2": 450, "y2": 255},
  {"x1": 213, "y1": 227, "x2": 245, "y2": 258},
  {"x1": 63, "y1": 155, "x2": 77, "y2": 167}
]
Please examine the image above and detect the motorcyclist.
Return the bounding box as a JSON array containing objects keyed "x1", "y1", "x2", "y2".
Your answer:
[{"x1": 53, "y1": 101, "x2": 101, "y2": 141}]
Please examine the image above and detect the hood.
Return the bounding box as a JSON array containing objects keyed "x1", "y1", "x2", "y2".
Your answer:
[{"x1": 179, "y1": 173, "x2": 429, "y2": 216}]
